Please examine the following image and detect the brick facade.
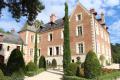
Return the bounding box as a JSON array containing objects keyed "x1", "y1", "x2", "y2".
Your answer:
[{"x1": 18, "y1": 2, "x2": 112, "y2": 65}]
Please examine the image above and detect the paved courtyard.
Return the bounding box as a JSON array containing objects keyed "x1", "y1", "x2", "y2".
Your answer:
[{"x1": 24, "y1": 69, "x2": 63, "y2": 80}]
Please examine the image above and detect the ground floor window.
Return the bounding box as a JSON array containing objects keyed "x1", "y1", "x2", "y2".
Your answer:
[
  {"x1": 49, "y1": 47, "x2": 52, "y2": 56},
  {"x1": 56, "y1": 47, "x2": 59, "y2": 56},
  {"x1": 76, "y1": 42, "x2": 84, "y2": 54}
]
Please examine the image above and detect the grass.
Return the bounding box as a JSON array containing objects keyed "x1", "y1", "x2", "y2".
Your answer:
[{"x1": 63, "y1": 70, "x2": 120, "y2": 80}]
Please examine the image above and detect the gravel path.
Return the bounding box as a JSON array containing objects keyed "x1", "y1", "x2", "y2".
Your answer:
[{"x1": 24, "y1": 69, "x2": 63, "y2": 80}]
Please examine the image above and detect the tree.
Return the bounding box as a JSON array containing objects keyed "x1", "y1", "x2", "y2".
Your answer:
[
  {"x1": 6, "y1": 49, "x2": 25, "y2": 75},
  {"x1": 52, "y1": 59, "x2": 57, "y2": 69},
  {"x1": 111, "y1": 43, "x2": 120, "y2": 63},
  {"x1": 34, "y1": 20, "x2": 42, "y2": 65},
  {"x1": 0, "y1": 0, "x2": 44, "y2": 23},
  {"x1": 84, "y1": 51, "x2": 101, "y2": 79},
  {"x1": 39, "y1": 56, "x2": 46, "y2": 69},
  {"x1": 63, "y1": 2, "x2": 71, "y2": 73},
  {"x1": 34, "y1": 31, "x2": 38, "y2": 65}
]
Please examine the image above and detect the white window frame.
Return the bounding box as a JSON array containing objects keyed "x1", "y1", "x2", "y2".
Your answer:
[
  {"x1": 48, "y1": 32, "x2": 53, "y2": 41},
  {"x1": 76, "y1": 42, "x2": 85, "y2": 54},
  {"x1": 76, "y1": 24, "x2": 83, "y2": 36},
  {"x1": 76, "y1": 13, "x2": 82, "y2": 21},
  {"x1": 48, "y1": 46, "x2": 53, "y2": 56}
]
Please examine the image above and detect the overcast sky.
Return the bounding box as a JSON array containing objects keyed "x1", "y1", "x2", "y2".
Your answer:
[{"x1": 0, "y1": 0, "x2": 120, "y2": 43}]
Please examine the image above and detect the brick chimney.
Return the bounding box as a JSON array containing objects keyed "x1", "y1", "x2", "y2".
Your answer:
[
  {"x1": 101, "y1": 12, "x2": 105, "y2": 23},
  {"x1": 50, "y1": 14, "x2": 56, "y2": 23},
  {"x1": 90, "y1": 8, "x2": 97, "y2": 16}
]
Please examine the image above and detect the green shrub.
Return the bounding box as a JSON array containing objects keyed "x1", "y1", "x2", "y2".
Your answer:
[
  {"x1": 11, "y1": 69, "x2": 24, "y2": 80},
  {"x1": 39, "y1": 56, "x2": 46, "y2": 69},
  {"x1": 76, "y1": 66, "x2": 80, "y2": 77},
  {"x1": 25, "y1": 61, "x2": 43, "y2": 76},
  {"x1": 52, "y1": 59, "x2": 57, "y2": 69},
  {"x1": 0, "y1": 69, "x2": 5, "y2": 80},
  {"x1": 65, "y1": 63, "x2": 78, "y2": 76},
  {"x1": 76, "y1": 57, "x2": 81, "y2": 65},
  {"x1": 0, "y1": 63, "x2": 6, "y2": 74},
  {"x1": 84, "y1": 51, "x2": 101, "y2": 79},
  {"x1": 63, "y1": 71, "x2": 120, "y2": 80},
  {"x1": 6, "y1": 49, "x2": 25, "y2": 75},
  {"x1": 25, "y1": 61, "x2": 38, "y2": 72}
]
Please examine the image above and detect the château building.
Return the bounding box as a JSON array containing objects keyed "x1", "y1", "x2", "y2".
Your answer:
[{"x1": 0, "y1": 2, "x2": 111, "y2": 66}]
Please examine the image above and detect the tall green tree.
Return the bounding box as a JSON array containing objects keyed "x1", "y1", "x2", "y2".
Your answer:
[
  {"x1": 0, "y1": 0, "x2": 44, "y2": 22},
  {"x1": 34, "y1": 20, "x2": 42, "y2": 65},
  {"x1": 63, "y1": 2, "x2": 71, "y2": 73}
]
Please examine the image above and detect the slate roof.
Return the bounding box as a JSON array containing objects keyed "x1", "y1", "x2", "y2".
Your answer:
[
  {"x1": 0, "y1": 32, "x2": 23, "y2": 44},
  {"x1": 38, "y1": 18, "x2": 64, "y2": 33}
]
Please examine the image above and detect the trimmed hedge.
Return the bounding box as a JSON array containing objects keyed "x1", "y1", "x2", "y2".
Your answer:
[
  {"x1": 6, "y1": 49, "x2": 25, "y2": 75},
  {"x1": 39, "y1": 56, "x2": 46, "y2": 69},
  {"x1": 25, "y1": 61, "x2": 44, "y2": 76},
  {"x1": 65, "y1": 63, "x2": 78, "y2": 76},
  {"x1": 84, "y1": 51, "x2": 101, "y2": 79}
]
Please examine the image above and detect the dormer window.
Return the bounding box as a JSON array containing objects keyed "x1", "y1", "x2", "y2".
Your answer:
[{"x1": 76, "y1": 13, "x2": 82, "y2": 21}]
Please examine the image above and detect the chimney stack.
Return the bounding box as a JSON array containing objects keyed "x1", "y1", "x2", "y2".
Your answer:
[
  {"x1": 90, "y1": 8, "x2": 97, "y2": 16},
  {"x1": 50, "y1": 14, "x2": 56, "y2": 23},
  {"x1": 101, "y1": 12, "x2": 105, "y2": 23}
]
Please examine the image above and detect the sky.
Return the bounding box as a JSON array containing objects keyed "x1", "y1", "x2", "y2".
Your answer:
[{"x1": 0, "y1": 0, "x2": 120, "y2": 43}]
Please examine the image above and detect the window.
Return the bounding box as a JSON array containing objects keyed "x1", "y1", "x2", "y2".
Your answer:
[
  {"x1": 76, "y1": 26, "x2": 83, "y2": 36},
  {"x1": 76, "y1": 14, "x2": 82, "y2": 21},
  {"x1": 48, "y1": 33, "x2": 53, "y2": 41},
  {"x1": 17, "y1": 46, "x2": 20, "y2": 50},
  {"x1": 38, "y1": 35, "x2": 41, "y2": 43},
  {"x1": 49, "y1": 47, "x2": 52, "y2": 56},
  {"x1": 56, "y1": 47, "x2": 59, "y2": 55},
  {"x1": 31, "y1": 35, "x2": 34, "y2": 43},
  {"x1": 76, "y1": 43, "x2": 84, "y2": 54},
  {"x1": 0, "y1": 44, "x2": 2, "y2": 51},
  {"x1": 30, "y1": 48, "x2": 33, "y2": 56},
  {"x1": 7, "y1": 46, "x2": 10, "y2": 51}
]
